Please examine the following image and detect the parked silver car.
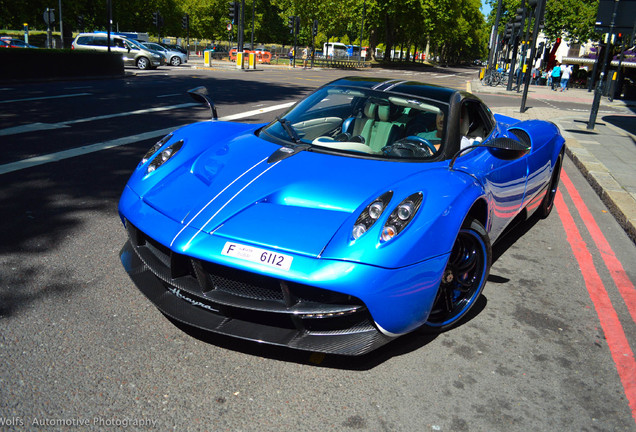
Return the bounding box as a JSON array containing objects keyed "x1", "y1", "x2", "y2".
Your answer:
[
  {"x1": 142, "y1": 42, "x2": 188, "y2": 66},
  {"x1": 71, "y1": 33, "x2": 164, "y2": 70}
]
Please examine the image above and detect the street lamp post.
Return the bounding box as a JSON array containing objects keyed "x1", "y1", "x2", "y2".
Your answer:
[
  {"x1": 521, "y1": 0, "x2": 546, "y2": 112},
  {"x1": 359, "y1": 1, "x2": 366, "y2": 61},
  {"x1": 588, "y1": 0, "x2": 619, "y2": 130}
]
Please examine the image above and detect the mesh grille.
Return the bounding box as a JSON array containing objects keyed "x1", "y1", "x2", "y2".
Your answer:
[
  {"x1": 125, "y1": 221, "x2": 372, "y2": 335},
  {"x1": 207, "y1": 265, "x2": 285, "y2": 301}
]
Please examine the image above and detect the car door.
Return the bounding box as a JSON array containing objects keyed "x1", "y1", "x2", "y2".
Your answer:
[
  {"x1": 110, "y1": 37, "x2": 129, "y2": 60},
  {"x1": 122, "y1": 40, "x2": 138, "y2": 66},
  {"x1": 461, "y1": 99, "x2": 529, "y2": 239}
]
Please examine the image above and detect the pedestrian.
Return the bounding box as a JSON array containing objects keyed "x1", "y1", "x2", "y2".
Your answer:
[
  {"x1": 302, "y1": 46, "x2": 309, "y2": 69},
  {"x1": 551, "y1": 62, "x2": 561, "y2": 91},
  {"x1": 531, "y1": 66, "x2": 539, "y2": 85},
  {"x1": 560, "y1": 63, "x2": 572, "y2": 91},
  {"x1": 288, "y1": 47, "x2": 294, "y2": 67}
]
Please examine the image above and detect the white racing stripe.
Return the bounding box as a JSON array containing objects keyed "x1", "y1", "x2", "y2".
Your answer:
[
  {"x1": 0, "y1": 101, "x2": 296, "y2": 176},
  {"x1": 170, "y1": 157, "x2": 269, "y2": 248}
]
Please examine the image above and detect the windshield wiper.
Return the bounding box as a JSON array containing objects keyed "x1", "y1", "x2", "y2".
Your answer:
[{"x1": 276, "y1": 116, "x2": 301, "y2": 143}]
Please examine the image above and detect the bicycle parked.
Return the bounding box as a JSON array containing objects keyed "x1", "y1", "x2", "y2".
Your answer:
[{"x1": 481, "y1": 68, "x2": 505, "y2": 87}]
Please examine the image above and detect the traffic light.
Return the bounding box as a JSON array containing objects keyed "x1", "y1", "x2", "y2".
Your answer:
[
  {"x1": 312, "y1": 19, "x2": 318, "y2": 37},
  {"x1": 288, "y1": 16, "x2": 295, "y2": 33},
  {"x1": 77, "y1": 15, "x2": 84, "y2": 30},
  {"x1": 182, "y1": 14, "x2": 189, "y2": 30},
  {"x1": 535, "y1": 41, "x2": 545, "y2": 61},
  {"x1": 295, "y1": 17, "x2": 300, "y2": 34},
  {"x1": 504, "y1": 22, "x2": 512, "y2": 43},
  {"x1": 229, "y1": 2, "x2": 237, "y2": 22},
  {"x1": 152, "y1": 11, "x2": 159, "y2": 27}
]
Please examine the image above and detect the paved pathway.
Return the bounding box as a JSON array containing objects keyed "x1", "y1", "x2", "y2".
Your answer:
[{"x1": 471, "y1": 80, "x2": 636, "y2": 244}]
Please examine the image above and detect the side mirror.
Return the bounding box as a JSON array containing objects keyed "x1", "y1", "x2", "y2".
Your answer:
[
  {"x1": 187, "y1": 86, "x2": 218, "y2": 120},
  {"x1": 449, "y1": 137, "x2": 530, "y2": 170}
]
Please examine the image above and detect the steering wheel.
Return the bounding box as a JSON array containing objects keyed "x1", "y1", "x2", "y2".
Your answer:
[{"x1": 383, "y1": 136, "x2": 436, "y2": 157}]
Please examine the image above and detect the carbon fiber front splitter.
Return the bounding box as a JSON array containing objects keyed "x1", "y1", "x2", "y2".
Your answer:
[{"x1": 120, "y1": 241, "x2": 394, "y2": 356}]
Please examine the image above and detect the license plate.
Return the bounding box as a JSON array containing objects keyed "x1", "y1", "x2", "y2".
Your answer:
[{"x1": 221, "y1": 242, "x2": 293, "y2": 271}]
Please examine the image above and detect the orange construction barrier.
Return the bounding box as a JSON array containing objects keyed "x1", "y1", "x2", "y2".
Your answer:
[{"x1": 259, "y1": 51, "x2": 272, "y2": 64}]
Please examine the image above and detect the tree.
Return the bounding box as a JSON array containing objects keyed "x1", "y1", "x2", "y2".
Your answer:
[{"x1": 486, "y1": 0, "x2": 601, "y2": 44}]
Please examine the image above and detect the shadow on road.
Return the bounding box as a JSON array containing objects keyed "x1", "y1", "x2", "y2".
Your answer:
[{"x1": 0, "y1": 75, "x2": 315, "y2": 318}]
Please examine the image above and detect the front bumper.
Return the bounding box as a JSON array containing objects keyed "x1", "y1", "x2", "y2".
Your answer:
[
  {"x1": 119, "y1": 188, "x2": 448, "y2": 355},
  {"x1": 122, "y1": 239, "x2": 396, "y2": 355}
]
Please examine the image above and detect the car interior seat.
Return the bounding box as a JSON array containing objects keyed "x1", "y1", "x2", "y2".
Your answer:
[
  {"x1": 342, "y1": 100, "x2": 377, "y2": 138},
  {"x1": 365, "y1": 103, "x2": 403, "y2": 152}
]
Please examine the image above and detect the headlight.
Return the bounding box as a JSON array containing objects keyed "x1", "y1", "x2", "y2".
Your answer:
[
  {"x1": 380, "y1": 192, "x2": 423, "y2": 242},
  {"x1": 146, "y1": 139, "x2": 184, "y2": 174},
  {"x1": 141, "y1": 134, "x2": 173, "y2": 164},
  {"x1": 351, "y1": 191, "x2": 393, "y2": 240}
]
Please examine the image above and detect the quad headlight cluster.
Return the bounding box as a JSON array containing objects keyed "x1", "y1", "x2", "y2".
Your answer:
[
  {"x1": 352, "y1": 191, "x2": 393, "y2": 240},
  {"x1": 352, "y1": 191, "x2": 423, "y2": 243},
  {"x1": 140, "y1": 134, "x2": 184, "y2": 174}
]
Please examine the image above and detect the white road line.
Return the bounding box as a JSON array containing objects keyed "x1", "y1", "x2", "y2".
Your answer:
[
  {"x1": 0, "y1": 101, "x2": 296, "y2": 176},
  {"x1": 0, "y1": 103, "x2": 199, "y2": 136},
  {"x1": 220, "y1": 102, "x2": 294, "y2": 121},
  {"x1": 0, "y1": 93, "x2": 92, "y2": 104},
  {"x1": 62, "y1": 103, "x2": 199, "y2": 125}
]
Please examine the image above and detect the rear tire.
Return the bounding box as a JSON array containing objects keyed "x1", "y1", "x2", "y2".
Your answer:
[
  {"x1": 538, "y1": 149, "x2": 564, "y2": 219},
  {"x1": 423, "y1": 218, "x2": 491, "y2": 332}
]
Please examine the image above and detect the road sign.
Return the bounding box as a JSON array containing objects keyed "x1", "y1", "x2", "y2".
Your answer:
[
  {"x1": 227, "y1": 23, "x2": 233, "y2": 31},
  {"x1": 43, "y1": 9, "x2": 55, "y2": 25}
]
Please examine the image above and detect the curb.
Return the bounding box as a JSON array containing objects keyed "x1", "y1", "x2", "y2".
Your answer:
[
  {"x1": 469, "y1": 77, "x2": 636, "y2": 245},
  {"x1": 563, "y1": 134, "x2": 636, "y2": 245}
]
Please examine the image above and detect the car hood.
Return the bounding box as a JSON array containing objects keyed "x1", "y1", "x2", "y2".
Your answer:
[{"x1": 134, "y1": 123, "x2": 444, "y2": 258}]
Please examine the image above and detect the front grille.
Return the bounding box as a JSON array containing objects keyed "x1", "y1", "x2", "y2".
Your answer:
[{"x1": 125, "y1": 221, "x2": 375, "y2": 335}]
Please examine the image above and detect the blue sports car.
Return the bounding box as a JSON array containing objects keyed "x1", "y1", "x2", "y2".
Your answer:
[{"x1": 119, "y1": 77, "x2": 565, "y2": 355}]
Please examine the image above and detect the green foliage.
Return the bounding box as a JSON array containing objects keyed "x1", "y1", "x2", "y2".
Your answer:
[
  {"x1": 0, "y1": 0, "x2": 490, "y2": 62},
  {"x1": 486, "y1": 0, "x2": 600, "y2": 44}
]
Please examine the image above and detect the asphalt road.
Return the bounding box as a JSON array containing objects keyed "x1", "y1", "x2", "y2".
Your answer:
[{"x1": 1, "y1": 65, "x2": 635, "y2": 431}]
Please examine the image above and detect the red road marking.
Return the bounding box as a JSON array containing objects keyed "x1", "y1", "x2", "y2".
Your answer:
[
  {"x1": 555, "y1": 181, "x2": 636, "y2": 422},
  {"x1": 560, "y1": 170, "x2": 636, "y2": 325}
]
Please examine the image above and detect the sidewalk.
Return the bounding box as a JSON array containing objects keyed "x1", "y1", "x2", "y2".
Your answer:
[{"x1": 471, "y1": 79, "x2": 636, "y2": 244}]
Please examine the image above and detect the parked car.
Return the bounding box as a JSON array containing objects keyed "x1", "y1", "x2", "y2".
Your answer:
[
  {"x1": 142, "y1": 42, "x2": 187, "y2": 66},
  {"x1": 71, "y1": 33, "x2": 164, "y2": 70},
  {"x1": 0, "y1": 37, "x2": 38, "y2": 48},
  {"x1": 158, "y1": 42, "x2": 187, "y2": 55},
  {"x1": 118, "y1": 78, "x2": 565, "y2": 356}
]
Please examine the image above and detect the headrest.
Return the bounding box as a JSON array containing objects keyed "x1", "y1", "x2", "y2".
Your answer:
[
  {"x1": 377, "y1": 104, "x2": 390, "y2": 122},
  {"x1": 363, "y1": 101, "x2": 377, "y2": 119}
]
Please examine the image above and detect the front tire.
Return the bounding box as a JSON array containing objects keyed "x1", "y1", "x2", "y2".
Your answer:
[
  {"x1": 170, "y1": 56, "x2": 181, "y2": 66},
  {"x1": 136, "y1": 57, "x2": 150, "y2": 70},
  {"x1": 424, "y1": 218, "x2": 491, "y2": 331}
]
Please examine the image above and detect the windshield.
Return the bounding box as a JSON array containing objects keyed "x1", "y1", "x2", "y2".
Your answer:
[
  {"x1": 126, "y1": 38, "x2": 146, "y2": 50},
  {"x1": 260, "y1": 85, "x2": 448, "y2": 160}
]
